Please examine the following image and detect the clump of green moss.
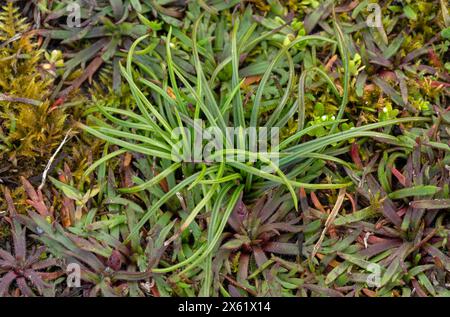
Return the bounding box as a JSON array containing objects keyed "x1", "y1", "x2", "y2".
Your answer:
[{"x1": 0, "y1": 3, "x2": 68, "y2": 183}]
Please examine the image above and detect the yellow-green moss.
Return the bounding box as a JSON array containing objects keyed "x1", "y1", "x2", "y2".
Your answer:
[{"x1": 0, "y1": 3, "x2": 67, "y2": 177}]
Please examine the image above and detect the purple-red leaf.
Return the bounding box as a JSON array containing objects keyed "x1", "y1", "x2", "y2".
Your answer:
[
  {"x1": 16, "y1": 277, "x2": 36, "y2": 297},
  {"x1": 0, "y1": 271, "x2": 17, "y2": 296}
]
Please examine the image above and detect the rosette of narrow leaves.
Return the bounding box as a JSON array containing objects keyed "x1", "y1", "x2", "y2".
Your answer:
[
  {"x1": 78, "y1": 8, "x2": 428, "y2": 285},
  {"x1": 0, "y1": 217, "x2": 59, "y2": 297},
  {"x1": 221, "y1": 190, "x2": 301, "y2": 259},
  {"x1": 312, "y1": 131, "x2": 450, "y2": 296},
  {"x1": 16, "y1": 173, "x2": 172, "y2": 296},
  {"x1": 32, "y1": 0, "x2": 163, "y2": 97},
  {"x1": 213, "y1": 189, "x2": 304, "y2": 295},
  {"x1": 28, "y1": 0, "x2": 243, "y2": 97},
  {"x1": 21, "y1": 210, "x2": 151, "y2": 297}
]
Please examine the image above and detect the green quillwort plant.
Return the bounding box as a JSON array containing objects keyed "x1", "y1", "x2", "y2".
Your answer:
[{"x1": 79, "y1": 9, "x2": 426, "y2": 282}]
